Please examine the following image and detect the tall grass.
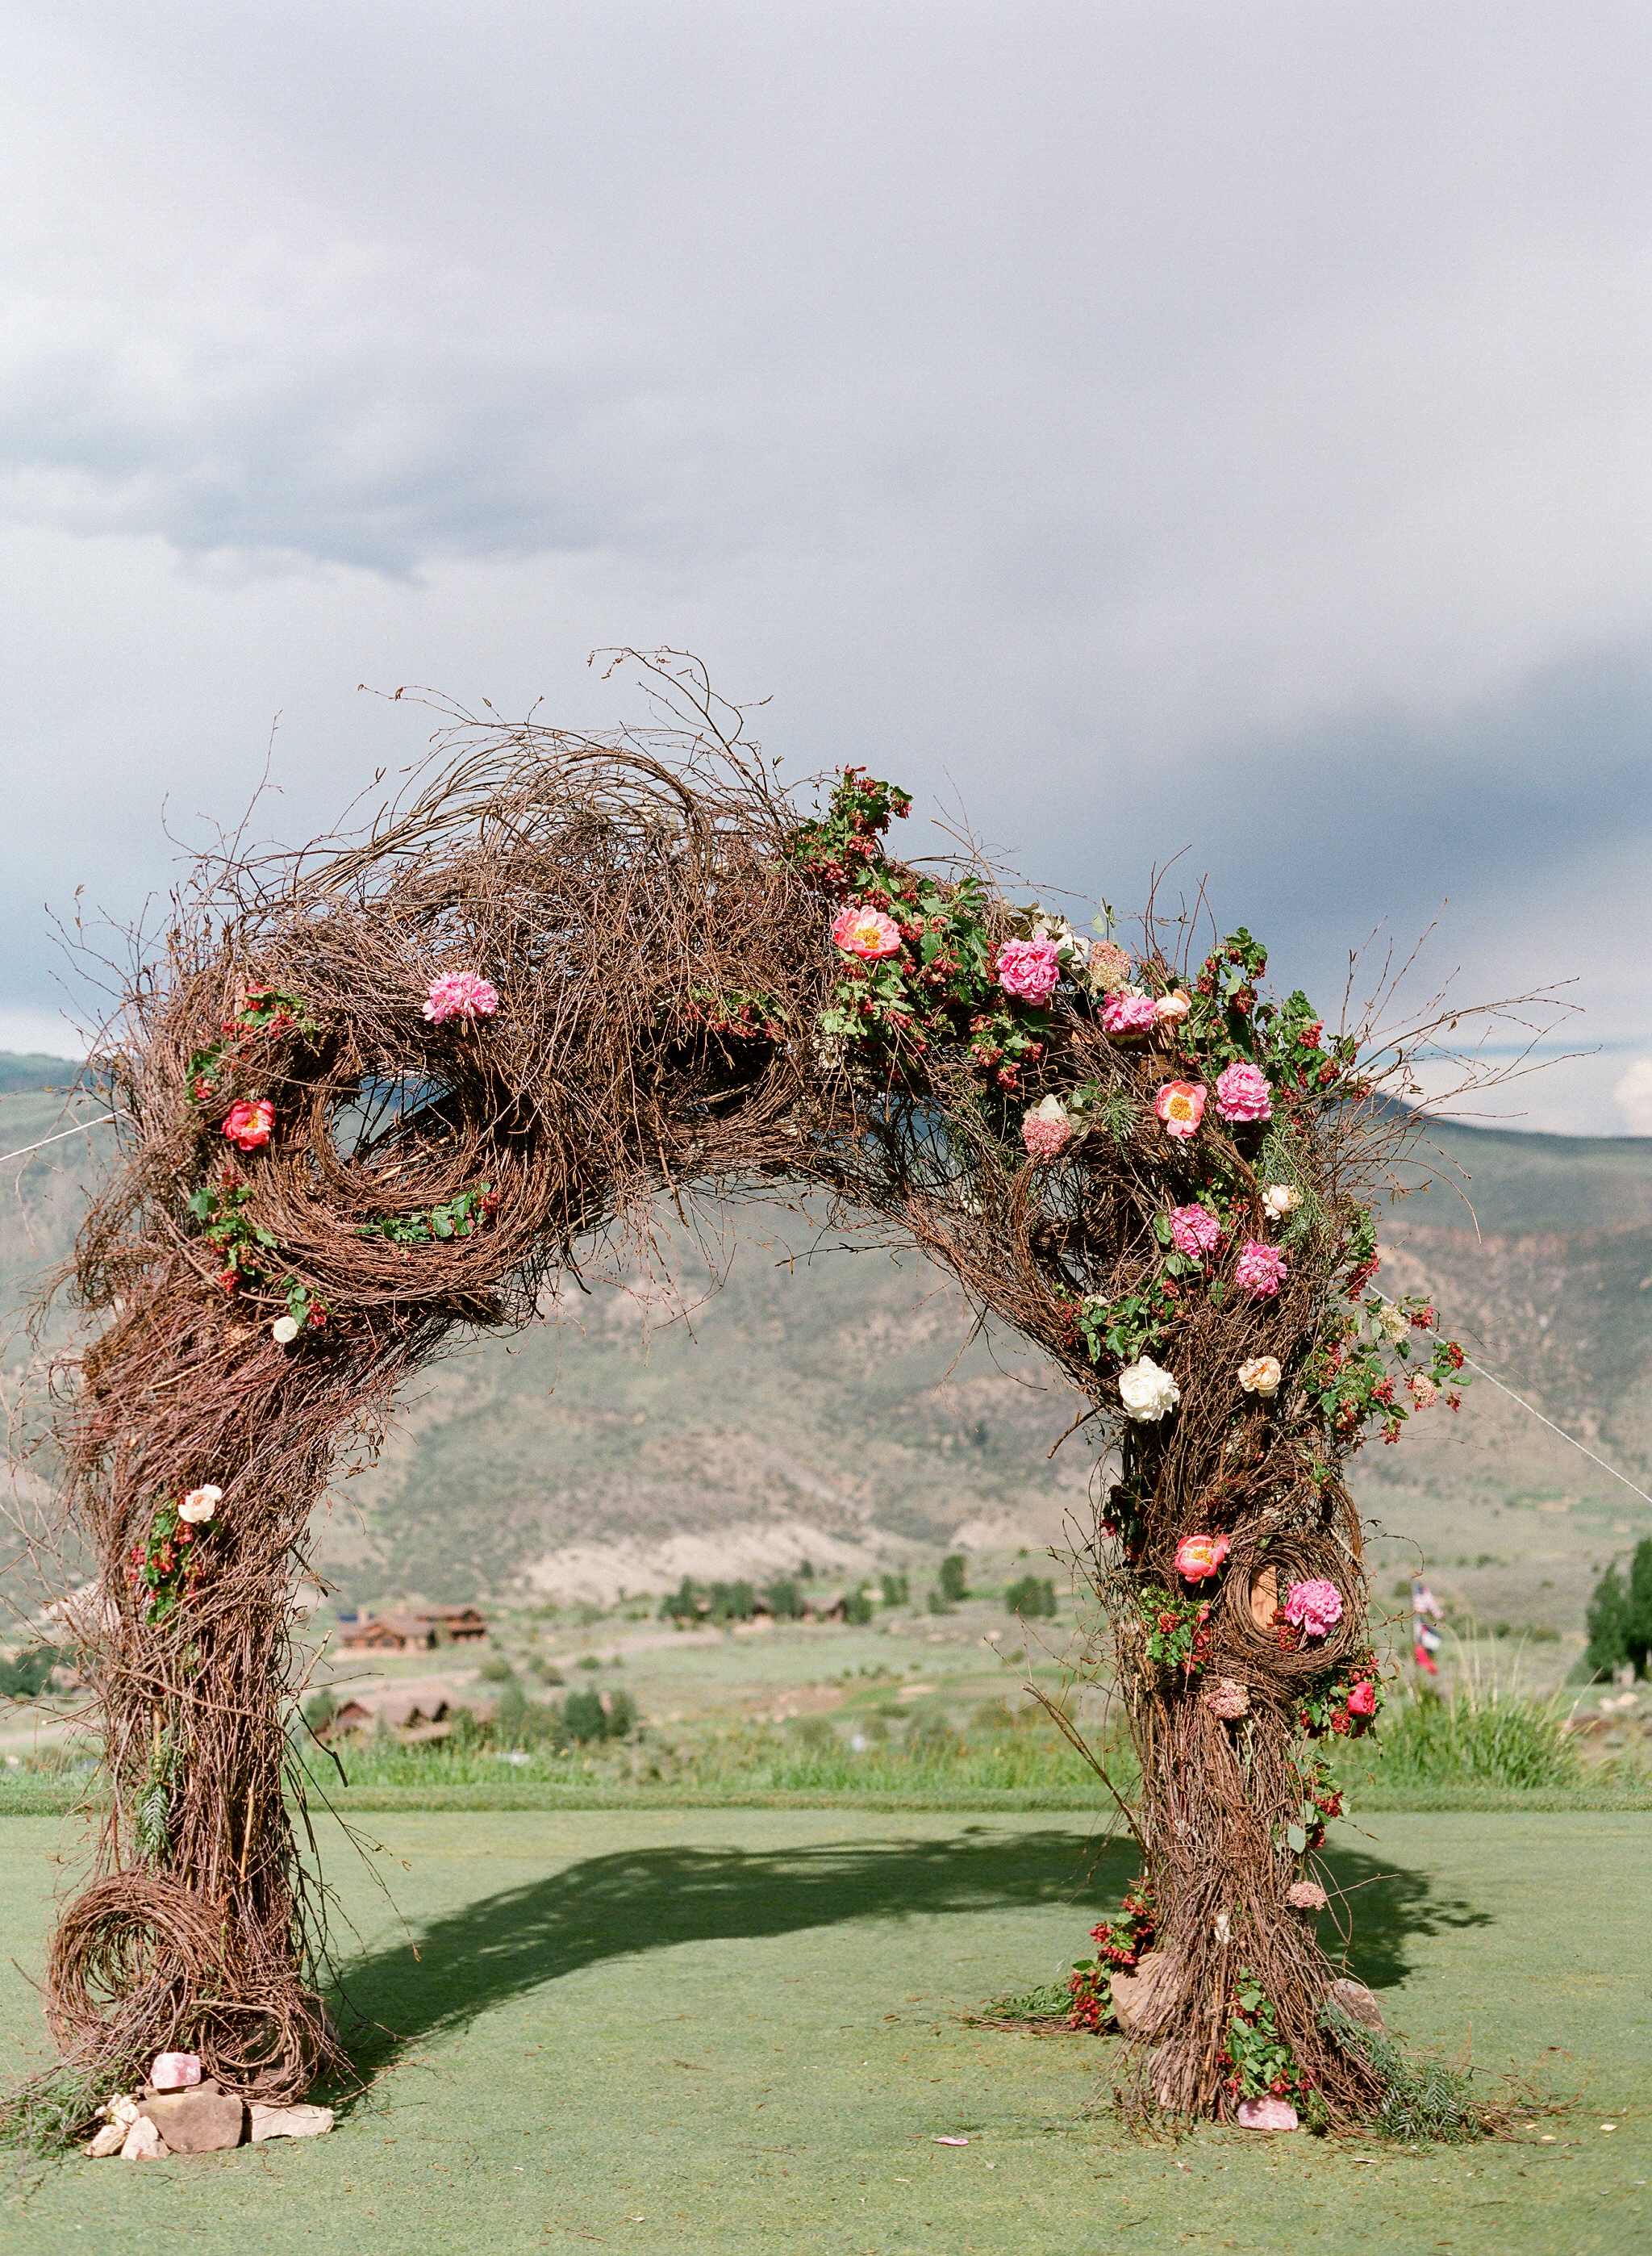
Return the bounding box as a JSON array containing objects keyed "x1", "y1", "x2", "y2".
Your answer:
[{"x1": 1349, "y1": 1651, "x2": 1583, "y2": 1792}]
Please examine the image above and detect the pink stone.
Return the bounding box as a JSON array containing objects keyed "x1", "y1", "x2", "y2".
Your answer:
[
  {"x1": 1236, "y1": 2095, "x2": 1299, "y2": 2131},
  {"x1": 149, "y1": 2053, "x2": 202, "y2": 2091}
]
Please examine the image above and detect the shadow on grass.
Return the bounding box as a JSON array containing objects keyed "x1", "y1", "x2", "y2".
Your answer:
[{"x1": 324, "y1": 1824, "x2": 1491, "y2": 2092}]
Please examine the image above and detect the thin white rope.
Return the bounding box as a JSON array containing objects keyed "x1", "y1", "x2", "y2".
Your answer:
[
  {"x1": 0, "y1": 1113, "x2": 116, "y2": 1168},
  {"x1": 1462, "y1": 1356, "x2": 1652, "y2": 1511}
]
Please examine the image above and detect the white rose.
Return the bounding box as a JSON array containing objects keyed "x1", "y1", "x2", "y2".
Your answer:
[
  {"x1": 1238, "y1": 1356, "x2": 1283, "y2": 1397},
  {"x1": 1118, "y1": 1355, "x2": 1181, "y2": 1422},
  {"x1": 271, "y1": 1315, "x2": 302, "y2": 1345},
  {"x1": 1261, "y1": 1184, "x2": 1301, "y2": 1219},
  {"x1": 1154, "y1": 989, "x2": 1191, "y2": 1025},
  {"x1": 178, "y1": 1485, "x2": 223, "y2": 1525}
]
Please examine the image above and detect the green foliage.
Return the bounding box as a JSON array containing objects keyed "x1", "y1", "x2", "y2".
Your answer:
[
  {"x1": 1224, "y1": 1970, "x2": 1304, "y2": 2103},
  {"x1": 0, "y1": 2066, "x2": 110, "y2": 2154},
  {"x1": 357, "y1": 1181, "x2": 496, "y2": 1245},
  {"x1": 658, "y1": 1577, "x2": 703, "y2": 1623},
  {"x1": 878, "y1": 1573, "x2": 910, "y2": 1608},
  {"x1": 562, "y1": 1687, "x2": 636, "y2": 1744},
  {"x1": 841, "y1": 1586, "x2": 874, "y2": 1626},
  {"x1": 1586, "y1": 1540, "x2": 1652, "y2": 1677},
  {"x1": 707, "y1": 1581, "x2": 757, "y2": 1624},
  {"x1": 1139, "y1": 1585, "x2": 1212, "y2": 1674},
  {"x1": 765, "y1": 1577, "x2": 806, "y2": 1620},
  {"x1": 938, "y1": 1554, "x2": 970, "y2": 1603},
  {"x1": 0, "y1": 1644, "x2": 61, "y2": 1698},
  {"x1": 1004, "y1": 1575, "x2": 1057, "y2": 1619},
  {"x1": 1358, "y1": 1685, "x2": 1582, "y2": 1790},
  {"x1": 1320, "y1": 2003, "x2": 1484, "y2": 2144}
]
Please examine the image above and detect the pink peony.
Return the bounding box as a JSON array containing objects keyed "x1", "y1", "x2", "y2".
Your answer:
[
  {"x1": 1088, "y1": 939, "x2": 1133, "y2": 993},
  {"x1": 1408, "y1": 1372, "x2": 1437, "y2": 1410},
  {"x1": 1174, "y1": 1532, "x2": 1230, "y2": 1583},
  {"x1": 1101, "y1": 990, "x2": 1159, "y2": 1037},
  {"x1": 423, "y1": 970, "x2": 500, "y2": 1026},
  {"x1": 1347, "y1": 1679, "x2": 1377, "y2": 1716},
  {"x1": 995, "y1": 935, "x2": 1062, "y2": 1005},
  {"x1": 1234, "y1": 1239, "x2": 1287, "y2": 1298},
  {"x1": 830, "y1": 904, "x2": 903, "y2": 961},
  {"x1": 1282, "y1": 1578, "x2": 1343, "y2": 1639},
  {"x1": 1020, "y1": 1097, "x2": 1072, "y2": 1163},
  {"x1": 1154, "y1": 988, "x2": 1191, "y2": 1025},
  {"x1": 1168, "y1": 1201, "x2": 1220, "y2": 1255},
  {"x1": 221, "y1": 1098, "x2": 273, "y2": 1151},
  {"x1": 1153, "y1": 1081, "x2": 1207, "y2": 1138},
  {"x1": 1215, "y1": 1059, "x2": 1273, "y2": 1122}
]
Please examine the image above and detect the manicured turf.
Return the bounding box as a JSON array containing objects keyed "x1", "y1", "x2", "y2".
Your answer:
[{"x1": 1, "y1": 1811, "x2": 1647, "y2": 2255}]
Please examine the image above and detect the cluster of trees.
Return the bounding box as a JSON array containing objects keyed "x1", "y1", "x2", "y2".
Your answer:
[
  {"x1": 0, "y1": 1645, "x2": 62, "y2": 1698},
  {"x1": 1003, "y1": 1575, "x2": 1058, "y2": 1619},
  {"x1": 1586, "y1": 1540, "x2": 1652, "y2": 1678}
]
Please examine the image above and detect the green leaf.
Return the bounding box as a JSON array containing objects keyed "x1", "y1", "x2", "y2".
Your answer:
[{"x1": 1287, "y1": 1822, "x2": 1308, "y2": 1853}]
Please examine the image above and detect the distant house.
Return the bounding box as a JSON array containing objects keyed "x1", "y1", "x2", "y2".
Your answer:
[
  {"x1": 319, "y1": 1689, "x2": 498, "y2": 1742},
  {"x1": 337, "y1": 1612, "x2": 436, "y2": 1652},
  {"x1": 415, "y1": 1606, "x2": 490, "y2": 1644}
]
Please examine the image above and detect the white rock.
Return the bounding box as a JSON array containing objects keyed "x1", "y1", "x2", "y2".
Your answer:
[
  {"x1": 248, "y1": 2103, "x2": 334, "y2": 2141},
  {"x1": 119, "y1": 2115, "x2": 169, "y2": 2160},
  {"x1": 84, "y1": 2121, "x2": 127, "y2": 2158}
]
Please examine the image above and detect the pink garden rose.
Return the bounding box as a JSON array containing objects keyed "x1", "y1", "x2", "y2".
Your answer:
[
  {"x1": 1282, "y1": 1577, "x2": 1343, "y2": 1640},
  {"x1": 1234, "y1": 1239, "x2": 1287, "y2": 1297},
  {"x1": 1168, "y1": 1201, "x2": 1220, "y2": 1255},
  {"x1": 1020, "y1": 1096, "x2": 1072, "y2": 1162},
  {"x1": 1154, "y1": 988, "x2": 1191, "y2": 1025},
  {"x1": 1347, "y1": 1679, "x2": 1378, "y2": 1716},
  {"x1": 221, "y1": 1098, "x2": 274, "y2": 1151},
  {"x1": 423, "y1": 970, "x2": 500, "y2": 1025},
  {"x1": 830, "y1": 904, "x2": 903, "y2": 961},
  {"x1": 1214, "y1": 1059, "x2": 1273, "y2": 1122},
  {"x1": 1101, "y1": 990, "x2": 1159, "y2": 1038},
  {"x1": 1088, "y1": 939, "x2": 1133, "y2": 993},
  {"x1": 1408, "y1": 1372, "x2": 1438, "y2": 1409},
  {"x1": 995, "y1": 934, "x2": 1061, "y2": 1005},
  {"x1": 1153, "y1": 1081, "x2": 1207, "y2": 1138},
  {"x1": 1174, "y1": 1532, "x2": 1230, "y2": 1582}
]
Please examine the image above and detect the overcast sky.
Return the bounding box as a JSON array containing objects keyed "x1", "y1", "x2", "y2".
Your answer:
[{"x1": 2, "y1": 2, "x2": 1649, "y2": 1129}]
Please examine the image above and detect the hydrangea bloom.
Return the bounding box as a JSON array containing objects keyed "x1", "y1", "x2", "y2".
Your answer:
[
  {"x1": 1174, "y1": 1532, "x2": 1229, "y2": 1581},
  {"x1": 1087, "y1": 939, "x2": 1133, "y2": 994},
  {"x1": 1101, "y1": 989, "x2": 1159, "y2": 1037},
  {"x1": 1153, "y1": 1081, "x2": 1207, "y2": 1138},
  {"x1": 995, "y1": 934, "x2": 1061, "y2": 1005},
  {"x1": 1286, "y1": 1881, "x2": 1328, "y2": 1910},
  {"x1": 221, "y1": 1099, "x2": 274, "y2": 1151},
  {"x1": 1282, "y1": 1577, "x2": 1343, "y2": 1639},
  {"x1": 1408, "y1": 1372, "x2": 1438, "y2": 1409},
  {"x1": 1215, "y1": 1059, "x2": 1273, "y2": 1122},
  {"x1": 423, "y1": 970, "x2": 500, "y2": 1025},
  {"x1": 1020, "y1": 1095, "x2": 1072, "y2": 1162},
  {"x1": 1204, "y1": 1676, "x2": 1249, "y2": 1719},
  {"x1": 830, "y1": 904, "x2": 903, "y2": 960},
  {"x1": 1234, "y1": 1239, "x2": 1287, "y2": 1297},
  {"x1": 1168, "y1": 1201, "x2": 1220, "y2": 1254}
]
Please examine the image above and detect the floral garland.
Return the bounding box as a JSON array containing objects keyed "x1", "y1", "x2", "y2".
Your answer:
[
  {"x1": 1221, "y1": 1967, "x2": 1328, "y2": 2127},
  {"x1": 1067, "y1": 1878, "x2": 1156, "y2": 2032},
  {"x1": 127, "y1": 1487, "x2": 222, "y2": 1625},
  {"x1": 186, "y1": 984, "x2": 317, "y2": 1109}
]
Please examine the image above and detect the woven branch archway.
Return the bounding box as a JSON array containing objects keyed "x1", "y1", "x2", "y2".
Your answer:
[{"x1": 43, "y1": 658, "x2": 1470, "y2": 2124}]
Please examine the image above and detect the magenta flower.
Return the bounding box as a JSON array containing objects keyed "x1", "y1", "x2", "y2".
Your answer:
[
  {"x1": 423, "y1": 971, "x2": 500, "y2": 1026},
  {"x1": 1215, "y1": 1059, "x2": 1273, "y2": 1122},
  {"x1": 995, "y1": 935, "x2": 1061, "y2": 1006},
  {"x1": 1101, "y1": 990, "x2": 1159, "y2": 1038},
  {"x1": 1168, "y1": 1202, "x2": 1220, "y2": 1255},
  {"x1": 1282, "y1": 1577, "x2": 1343, "y2": 1639},
  {"x1": 1234, "y1": 1239, "x2": 1287, "y2": 1298}
]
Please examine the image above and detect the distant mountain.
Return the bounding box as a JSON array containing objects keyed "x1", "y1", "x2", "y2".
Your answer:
[{"x1": 2, "y1": 1061, "x2": 1648, "y2": 1632}]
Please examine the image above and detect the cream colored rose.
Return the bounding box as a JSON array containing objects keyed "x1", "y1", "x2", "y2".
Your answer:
[
  {"x1": 1119, "y1": 1354, "x2": 1181, "y2": 1422},
  {"x1": 1375, "y1": 1298, "x2": 1408, "y2": 1343},
  {"x1": 178, "y1": 1485, "x2": 223, "y2": 1525},
  {"x1": 271, "y1": 1314, "x2": 302, "y2": 1345},
  {"x1": 1238, "y1": 1356, "x2": 1283, "y2": 1397},
  {"x1": 1154, "y1": 988, "x2": 1191, "y2": 1025},
  {"x1": 1261, "y1": 1183, "x2": 1301, "y2": 1219}
]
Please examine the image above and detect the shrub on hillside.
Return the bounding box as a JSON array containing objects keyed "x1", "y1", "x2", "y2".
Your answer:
[
  {"x1": 938, "y1": 1554, "x2": 970, "y2": 1603},
  {"x1": 1004, "y1": 1575, "x2": 1057, "y2": 1619},
  {"x1": 879, "y1": 1572, "x2": 910, "y2": 1607},
  {"x1": 841, "y1": 1586, "x2": 874, "y2": 1625},
  {"x1": 1585, "y1": 1540, "x2": 1652, "y2": 1679},
  {"x1": 764, "y1": 1577, "x2": 805, "y2": 1619},
  {"x1": 0, "y1": 1645, "x2": 63, "y2": 1698}
]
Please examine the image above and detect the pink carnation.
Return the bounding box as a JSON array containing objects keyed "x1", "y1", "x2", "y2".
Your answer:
[
  {"x1": 995, "y1": 935, "x2": 1061, "y2": 1006},
  {"x1": 830, "y1": 904, "x2": 903, "y2": 961},
  {"x1": 423, "y1": 970, "x2": 500, "y2": 1026},
  {"x1": 1101, "y1": 990, "x2": 1159, "y2": 1037},
  {"x1": 1215, "y1": 1059, "x2": 1273, "y2": 1122},
  {"x1": 1168, "y1": 1202, "x2": 1220, "y2": 1255},
  {"x1": 1233, "y1": 1239, "x2": 1287, "y2": 1297},
  {"x1": 1282, "y1": 1578, "x2": 1343, "y2": 1640}
]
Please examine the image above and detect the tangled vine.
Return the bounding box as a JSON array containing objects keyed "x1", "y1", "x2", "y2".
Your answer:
[{"x1": 24, "y1": 653, "x2": 1528, "y2": 2127}]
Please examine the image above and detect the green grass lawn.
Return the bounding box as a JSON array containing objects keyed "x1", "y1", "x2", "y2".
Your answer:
[{"x1": 2, "y1": 1810, "x2": 1650, "y2": 2255}]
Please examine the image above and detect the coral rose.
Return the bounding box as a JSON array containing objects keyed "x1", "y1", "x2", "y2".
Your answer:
[
  {"x1": 221, "y1": 1099, "x2": 273, "y2": 1151},
  {"x1": 1282, "y1": 1578, "x2": 1343, "y2": 1639},
  {"x1": 1101, "y1": 990, "x2": 1159, "y2": 1038},
  {"x1": 1153, "y1": 1081, "x2": 1207, "y2": 1138},
  {"x1": 1154, "y1": 988, "x2": 1191, "y2": 1025},
  {"x1": 1234, "y1": 1239, "x2": 1287, "y2": 1297},
  {"x1": 1118, "y1": 1355, "x2": 1180, "y2": 1422},
  {"x1": 1020, "y1": 1095, "x2": 1072, "y2": 1162},
  {"x1": 1408, "y1": 1372, "x2": 1438, "y2": 1409},
  {"x1": 1168, "y1": 1201, "x2": 1220, "y2": 1254},
  {"x1": 423, "y1": 969, "x2": 500, "y2": 1025},
  {"x1": 830, "y1": 904, "x2": 903, "y2": 961},
  {"x1": 1261, "y1": 1184, "x2": 1301, "y2": 1220},
  {"x1": 1087, "y1": 939, "x2": 1133, "y2": 994},
  {"x1": 1347, "y1": 1680, "x2": 1378, "y2": 1716},
  {"x1": 1238, "y1": 1355, "x2": 1283, "y2": 1397},
  {"x1": 1174, "y1": 1532, "x2": 1230, "y2": 1582},
  {"x1": 995, "y1": 934, "x2": 1061, "y2": 1005},
  {"x1": 1214, "y1": 1059, "x2": 1273, "y2": 1122}
]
